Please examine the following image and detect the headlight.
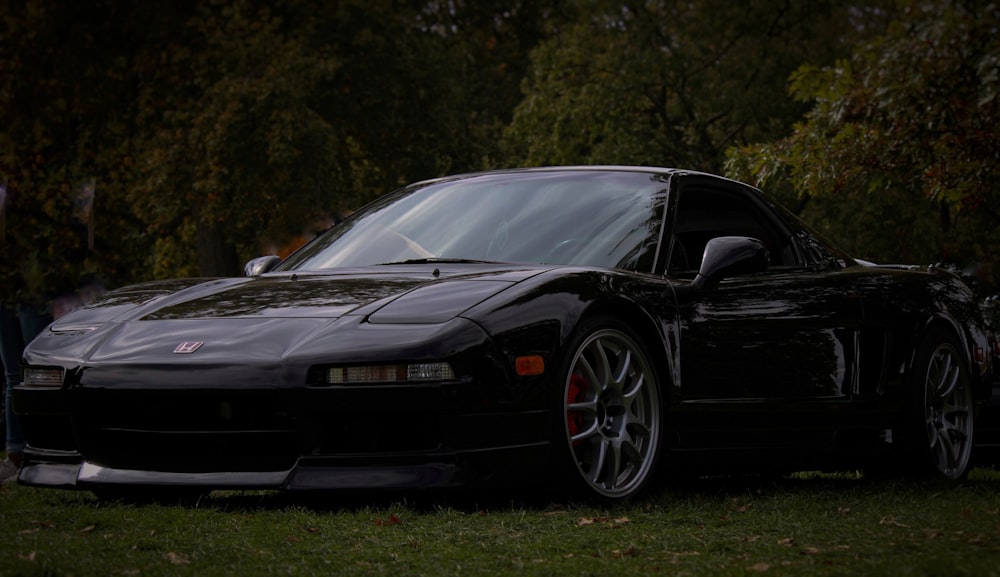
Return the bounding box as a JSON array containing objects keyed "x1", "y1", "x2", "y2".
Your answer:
[
  {"x1": 325, "y1": 362, "x2": 456, "y2": 385},
  {"x1": 22, "y1": 367, "x2": 65, "y2": 387}
]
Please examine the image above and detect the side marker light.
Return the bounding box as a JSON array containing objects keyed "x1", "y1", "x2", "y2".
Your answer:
[{"x1": 515, "y1": 355, "x2": 545, "y2": 377}]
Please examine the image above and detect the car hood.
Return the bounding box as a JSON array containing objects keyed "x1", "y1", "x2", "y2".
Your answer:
[
  {"x1": 28, "y1": 265, "x2": 547, "y2": 372},
  {"x1": 58, "y1": 265, "x2": 547, "y2": 324}
]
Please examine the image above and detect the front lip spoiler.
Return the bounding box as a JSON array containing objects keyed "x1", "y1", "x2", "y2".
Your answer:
[
  {"x1": 18, "y1": 462, "x2": 291, "y2": 490},
  {"x1": 18, "y1": 461, "x2": 458, "y2": 491},
  {"x1": 16, "y1": 442, "x2": 551, "y2": 491}
]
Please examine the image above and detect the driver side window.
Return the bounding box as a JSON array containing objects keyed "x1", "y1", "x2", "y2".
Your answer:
[{"x1": 669, "y1": 183, "x2": 800, "y2": 274}]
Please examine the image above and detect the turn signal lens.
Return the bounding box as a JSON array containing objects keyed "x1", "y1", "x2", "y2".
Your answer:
[
  {"x1": 23, "y1": 367, "x2": 65, "y2": 388},
  {"x1": 326, "y1": 362, "x2": 455, "y2": 384},
  {"x1": 515, "y1": 355, "x2": 545, "y2": 376}
]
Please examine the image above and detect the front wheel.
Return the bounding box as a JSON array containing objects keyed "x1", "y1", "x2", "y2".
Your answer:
[
  {"x1": 906, "y1": 329, "x2": 975, "y2": 479},
  {"x1": 558, "y1": 317, "x2": 663, "y2": 500}
]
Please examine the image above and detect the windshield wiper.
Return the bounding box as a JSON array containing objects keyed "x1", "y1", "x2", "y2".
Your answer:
[{"x1": 376, "y1": 258, "x2": 505, "y2": 265}]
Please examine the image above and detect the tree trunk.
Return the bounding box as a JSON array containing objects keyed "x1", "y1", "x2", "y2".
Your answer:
[{"x1": 197, "y1": 221, "x2": 240, "y2": 277}]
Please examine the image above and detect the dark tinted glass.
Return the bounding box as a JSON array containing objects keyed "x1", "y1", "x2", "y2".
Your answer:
[{"x1": 279, "y1": 170, "x2": 669, "y2": 272}]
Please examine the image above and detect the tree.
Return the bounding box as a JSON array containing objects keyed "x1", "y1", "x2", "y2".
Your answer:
[
  {"x1": 502, "y1": 0, "x2": 894, "y2": 173},
  {"x1": 133, "y1": 0, "x2": 560, "y2": 276},
  {"x1": 126, "y1": 0, "x2": 344, "y2": 277},
  {"x1": 0, "y1": 0, "x2": 160, "y2": 301},
  {"x1": 726, "y1": 0, "x2": 1000, "y2": 293},
  {"x1": 1, "y1": 0, "x2": 562, "y2": 283}
]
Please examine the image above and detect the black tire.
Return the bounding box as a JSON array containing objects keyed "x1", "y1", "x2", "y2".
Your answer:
[
  {"x1": 555, "y1": 315, "x2": 664, "y2": 501},
  {"x1": 904, "y1": 328, "x2": 975, "y2": 479}
]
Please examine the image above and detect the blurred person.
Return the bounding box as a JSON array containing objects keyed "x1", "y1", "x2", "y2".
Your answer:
[
  {"x1": 0, "y1": 301, "x2": 51, "y2": 480},
  {"x1": 0, "y1": 179, "x2": 97, "y2": 481},
  {"x1": 0, "y1": 356, "x2": 6, "y2": 450}
]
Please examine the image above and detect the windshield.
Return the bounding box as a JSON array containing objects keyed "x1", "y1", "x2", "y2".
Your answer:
[{"x1": 278, "y1": 169, "x2": 669, "y2": 272}]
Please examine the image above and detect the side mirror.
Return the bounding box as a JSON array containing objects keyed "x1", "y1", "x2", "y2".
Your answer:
[
  {"x1": 691, "y1": 236, "x2": 768, "y2": 290},
  {"x1": 244, "y1": 255, "x2": 282, "y2": 277}
]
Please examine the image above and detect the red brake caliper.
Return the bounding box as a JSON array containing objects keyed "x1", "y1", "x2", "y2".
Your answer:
[{"x1": 567, "y1": 372, "x2": 586, "y2": 443}]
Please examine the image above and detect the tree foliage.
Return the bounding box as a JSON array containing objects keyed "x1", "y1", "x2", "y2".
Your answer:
[
  {"x1": 0, "y1": 1, "x2": 153, "y2": 301},
  {"x1": 1, "y1": 0, "x2": 552, "y2": 290},
  {"x1": 2, "y1": 0, "x2": 998, "y2": 300},
  {"x1": 502, "y1": 0, "x2": 894, "y2": 172},
  {"x1": 127, "y1": 0, "x2": 345, "y2": 277},
  {"x1": 727, "y1": 0, "x2": 1000, "y2": 292}
]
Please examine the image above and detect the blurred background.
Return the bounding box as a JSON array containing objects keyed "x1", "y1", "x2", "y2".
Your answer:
[{"x1": 1, "y1": 0, "x2": 996, "y2": 299}]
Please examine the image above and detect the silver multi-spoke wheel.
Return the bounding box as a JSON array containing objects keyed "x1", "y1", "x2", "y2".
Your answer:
[
  {"x1": 563, "y1": 326, "x2": 660, "y2": 499},
  {"x1": 919, "y1": 339, "x2": 974, "y2": 479}
]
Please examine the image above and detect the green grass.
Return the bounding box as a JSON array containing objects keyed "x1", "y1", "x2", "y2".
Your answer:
[{"x1": 2, "y1": 469, "x2": 1000, "y2": 576}]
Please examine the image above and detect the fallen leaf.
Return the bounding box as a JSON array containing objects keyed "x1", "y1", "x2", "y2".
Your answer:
[
  {"x1": 577, "y1": 516, "x2": 629, "y2": 527},
  {"x1": 80, "y1": 525, "x2": 96, "y2": 533},
  {"x1": 164, "y1": 552, "x2": 189, "y2": 565},
  {"x1": 879, "y1": 515, "x2": 910, "y2": 528},
  {"x1": 375, "y1": 514, "x2": 402, "y2": 527},
  {"x1": 777, "y1": 537, "x2": 795, "y2": 546},
  {"x1": 749, "y1": 562, "x2": 770, "y2": 572}
]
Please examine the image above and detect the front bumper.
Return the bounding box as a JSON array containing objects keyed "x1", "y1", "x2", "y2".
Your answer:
[{"x1": 13, "y1": 381, "x2": 554, "y2": 491}]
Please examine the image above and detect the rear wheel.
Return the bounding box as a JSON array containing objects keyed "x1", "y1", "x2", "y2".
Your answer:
[
  {"x1": 558, "y1": 317, "x2": 663, "y2": 500},
  {"x1": 906, "y1": 329, "x2": 974, "y2": 479}
]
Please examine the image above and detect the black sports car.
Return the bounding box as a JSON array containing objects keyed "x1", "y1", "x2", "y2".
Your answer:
[{"x1": 13, "y1": 166, "x2": 996, "y2": 500}]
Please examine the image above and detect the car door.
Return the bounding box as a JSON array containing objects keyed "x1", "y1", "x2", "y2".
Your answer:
[{"x1": 667, "y1": 175, "x2": 867, "y2": 448}]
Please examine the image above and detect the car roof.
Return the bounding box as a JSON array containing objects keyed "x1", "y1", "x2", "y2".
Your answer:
[{"x1": 408, "y1": 165, "x2": 730, "y2": 188}]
